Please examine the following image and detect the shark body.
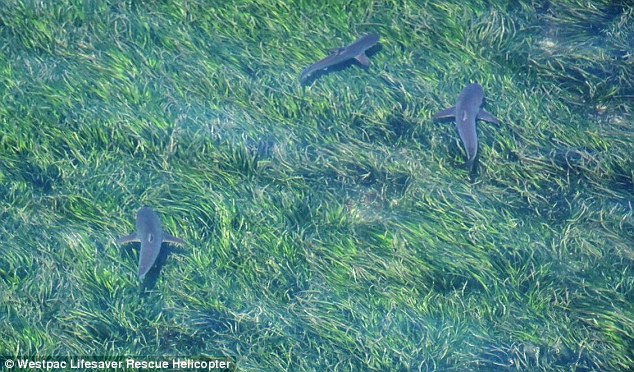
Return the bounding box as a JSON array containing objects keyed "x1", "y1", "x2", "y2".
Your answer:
[
  {"x1": 116, "y1": 207, "x2": 185, "y2": 280},
  {"x1": 432, "y1": 83, "x2": 500, "y2": 171},
  {"x1": 300, "y1": 32, "x2": 380, "y2": 84}
]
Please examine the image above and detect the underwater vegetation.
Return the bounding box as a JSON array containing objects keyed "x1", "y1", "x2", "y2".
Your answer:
[{"x1": 0, "y1": 0, "x2": 632, "y2": 370}]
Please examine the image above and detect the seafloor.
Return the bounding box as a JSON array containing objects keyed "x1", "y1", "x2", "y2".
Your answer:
[{"x1": 0, "y1": 1, "x2": 632, "y2": 370}]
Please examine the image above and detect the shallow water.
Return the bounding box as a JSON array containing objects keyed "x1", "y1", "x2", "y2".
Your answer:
[{"x1": 0, "y1": 1, "x2": 632, "y2": 370}]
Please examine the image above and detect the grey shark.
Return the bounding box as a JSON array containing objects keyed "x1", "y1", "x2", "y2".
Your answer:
[
  {"x1": 300, "y1": 32, "x2": 380, "y2": 84},
  {"x1": 116, "y1": 207, "x2": 185, "y2": 280},
  {"x1": 432, "y1": 83, "x2": 500, "y2": 171}
]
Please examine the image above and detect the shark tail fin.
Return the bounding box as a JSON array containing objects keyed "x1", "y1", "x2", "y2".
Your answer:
[{"x1": 466, "y1": 158, "x2": 475, "y2": 173}]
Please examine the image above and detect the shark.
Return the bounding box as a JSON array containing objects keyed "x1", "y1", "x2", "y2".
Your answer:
[
  {"x1": 299, "y1": 32, "x2": 380, "y2": 84},
  {"x1": 116, "y1": 207, "x2": 186, "y2": 280},
  {"x1": 432, "y1": 83, "x2": 500, "y2": 171}
]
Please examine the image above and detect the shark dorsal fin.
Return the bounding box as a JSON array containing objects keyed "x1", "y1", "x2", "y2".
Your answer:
[{"x1": 328, "y1": 47, "x2": 345, "y2": 55}]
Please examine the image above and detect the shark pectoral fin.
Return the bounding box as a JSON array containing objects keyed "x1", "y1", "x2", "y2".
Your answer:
[
  {"x1": 163, "y1": 234, "x2": 186, "y2": 246},
  {"x1": 477, "y1": 109, "x2": 500, "y2": 124},
  {"x1": 432, "y1": 107, "x2": 456, "y2": 120},
  {"x1": 355, "y1": 53, "x2": 370, "y2": 67},
  {"x1": 116, "y1": 232, "x2": 139, "y2": 245}
]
